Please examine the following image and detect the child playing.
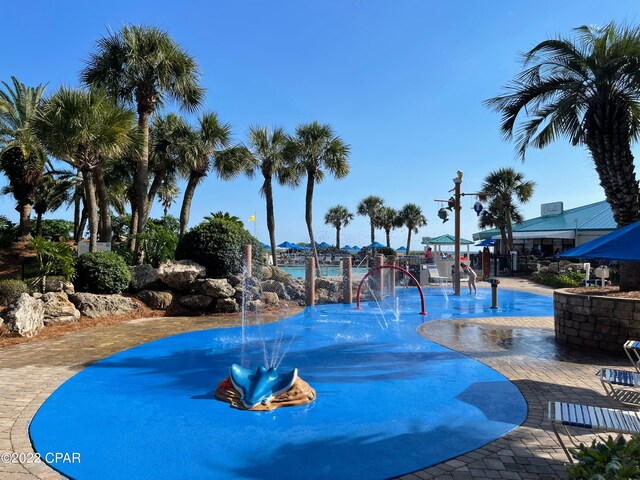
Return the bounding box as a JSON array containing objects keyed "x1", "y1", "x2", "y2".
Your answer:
[{"x1": 460, "y1": 262, "x2": 477, "y2": 295}]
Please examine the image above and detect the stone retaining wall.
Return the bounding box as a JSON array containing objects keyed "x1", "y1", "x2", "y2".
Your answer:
[{"x1": 554, "y1": 289, "x2": 640, "y2": 353}]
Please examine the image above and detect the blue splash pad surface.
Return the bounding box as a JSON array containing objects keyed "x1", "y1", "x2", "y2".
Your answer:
[{"x1": 30, "y1": 288, "x2": 551, "y2": 480}]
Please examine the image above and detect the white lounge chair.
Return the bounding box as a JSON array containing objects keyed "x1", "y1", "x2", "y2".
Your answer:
[
  {"x1": 624, "y1": 340, "x2": 640, "y2": 373},
  {"x1": 426, "y1": 264, "x2": 449, "y2": 283},
  {"x1": 548, "y1": 401, "x2": 640, "y2": 462},
  {"x1": 599, "y1": 368, "x2": 640, "y2": 406}
]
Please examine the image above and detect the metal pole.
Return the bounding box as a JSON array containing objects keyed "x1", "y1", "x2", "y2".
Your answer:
[
  {"x1": 342, "y1": 256, "x2": 352, "y2": 304},
  {"x1": 453, "y1": 175, "x2": 462, "y2": 296}
]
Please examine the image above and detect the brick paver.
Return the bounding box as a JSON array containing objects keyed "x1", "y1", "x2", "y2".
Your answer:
[{"x1": 0, "y1": 279, "x2": 634, "y2": 479}]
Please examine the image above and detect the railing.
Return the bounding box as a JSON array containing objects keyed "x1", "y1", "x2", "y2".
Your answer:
[{"x1": 355, "y1": 254, "x2": 369, "y2": 269}]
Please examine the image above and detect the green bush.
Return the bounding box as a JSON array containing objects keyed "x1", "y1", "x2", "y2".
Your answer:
[
  {"x1": 111, "y1": 242, "x2": 135, "y2": 266},
  {"x1": 30, "y1": 237, "x2": 76, "y2": 293},
  {"x1": 33, "y1": 219, "x2": 74, "y2": 240},
  {"x1": 0, "y1": 215, "x2": 16, "y2": 248},
  {"x1": 378, "y1": 246, "x2": 397, "y2": 257},
  {"x1": 175, "y1": 216, "x2": 264, "y2": 278},
  {"x1": 138, "y1": 222, "x2": 178, "y2": 267},
  {"x1": 567, "y1": 435, "x2": 640, "y2": 479},
  {"x1": 75, "y1": 251, "x2": 132, "y2": 294},
  {"x1": 531, "y1": 271, "x2": 583, "y2": 288},
  {"x1": 0, "y1": 279, "x2": 28, "y2": 304}
]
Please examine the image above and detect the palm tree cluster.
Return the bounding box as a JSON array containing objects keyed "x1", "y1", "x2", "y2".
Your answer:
[
  {"x1": 323, "y1": 196, "x2": 427, "y2": 255},
  {"x1": 0, "y1": 25, "x2": 352, "y2": 269}
]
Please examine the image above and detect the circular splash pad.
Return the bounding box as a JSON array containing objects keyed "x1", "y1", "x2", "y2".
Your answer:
[{"x1": 31, "y1": 289, "x2": 551, "y2": 479}]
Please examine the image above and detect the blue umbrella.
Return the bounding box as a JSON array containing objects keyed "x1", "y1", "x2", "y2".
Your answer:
[
  {"x1": 352, "y1": 246, "x2": 361, "y2": 251},
  {"x1": 319, "y1": 242, "x2": 331, "y2": 248},
  {"x1": 343, "y1": 245, "x2": 352, "y2": 250},
  {"x1": 396, "y1": 246, "x2": 407, "y2": 251},
  {"x1": 277, "y1": 241, "x2": 296, "y2": 249},
  {"x1": 557, "y1": 220, "x2": 640, "y2": 261},
  {"x1": 261, "y1": 242, "x2": 272, "y2": 249},
  {"x1": 367, "y1": 241, "x2": 385, "y2": 249},
  {"x1": 475, "y1": 239, "x2": 496, "y2": 247}
]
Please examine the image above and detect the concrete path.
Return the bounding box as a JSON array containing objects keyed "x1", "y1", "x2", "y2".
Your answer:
[{"x1": 0, "y1": 279, "x2": 633, "y2": 479}]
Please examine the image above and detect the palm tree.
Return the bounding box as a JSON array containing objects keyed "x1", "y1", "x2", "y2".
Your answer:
[
  {"x1": 177, "y1": 112, "x2": 245, "y2": 237},
  {"x1": 377, "y1": 206, "x2": 402, "y2": 248},
  {"x1": 479, "y1": 168, "x2": 534, "y2": 252},
  {"x1": 357, "y1": 195, "x2": 384, "y2": 245},
  {"x1": 478, "y1": 199, "x2": 524, "y2": 255},
  {"x1": 485, "y1": 23, "x2": 640, "y2": 289},
  {"x1": 82, "y1": 25, "x2": 204, "y2": 246},
  {"x1": 34, "y1": 87, "x2": 135, "y2": 251},
  {"x1": 286, "y1": 122, "x2": 350, "y2": 274},
  {"x1": 324, "y1": 205, "x2": 353, "y2": 249},
  {"x1": 32, "y1": 170, "x2": 73, "y2": 237},
  {"x1": 398, "y1": 203, "x2": 427, "y2": 255},
  {"x1": 204, "y1": 211, "x2": 243, "y2": 225},
  {"x1": 238, "y1": 126, "x2": 290, "y2": 266},
  {"x1": 0, "y1": 77, "x2": 48, "y2": 240},
  {"x1": 158, "y1": 181, "x2": 180, "y2": 217}
]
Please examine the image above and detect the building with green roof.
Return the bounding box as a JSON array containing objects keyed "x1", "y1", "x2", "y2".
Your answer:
[{"x1": 472, "y1": 200, "x2": 616, "y2": 257}]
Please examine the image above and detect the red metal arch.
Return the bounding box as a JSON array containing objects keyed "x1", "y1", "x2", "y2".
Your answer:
[{"x1": 355, "y1": 265, "x2": 427, "y2": 315}]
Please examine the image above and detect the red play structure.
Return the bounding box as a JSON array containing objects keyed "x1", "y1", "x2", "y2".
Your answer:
[{"x1": 355, "y1": 265, "x2": 427, "y2": 315}]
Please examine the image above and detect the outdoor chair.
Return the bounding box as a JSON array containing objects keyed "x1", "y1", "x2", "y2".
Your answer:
[
  {"x1": 598, "y1": 368, "x2": 640, "y2": 406},
  {"x1": 548, "y1": 401, "x2": 640, "y2": 462},
  {"x1": 624, "y1": 340, "x2": 640, "y2": 373},
  {"x1": 426, "y1": 264, "x2": 449, "y2": 283}
]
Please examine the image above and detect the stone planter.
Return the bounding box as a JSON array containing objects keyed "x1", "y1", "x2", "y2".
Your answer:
[{"x1": 554, "y1": 289, "x2": 640, "y2": 353}]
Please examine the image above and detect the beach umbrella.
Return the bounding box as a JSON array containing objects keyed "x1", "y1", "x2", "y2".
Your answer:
[
  {"x1": 352, "y1": 246, "x2": 361, "y2": 251},
  {"x1": 367, "y1": 241, "x2": 385, "y2": 249},
  {"x1": 396, "y1": 246, "x2": 406, "y2": 251},
  {"x1": 343, "y1": 245, "x2": 352, "y2": 250},
  {"x1": 319, "y1": 241, "x2": 331, "y2": 248},
  {"x1": 475, "y1": 239, "x2": 496, "y2": 247},
  {"x1": 261, "y1": 242, "x2": 272, "y2": 249},
  {"x1": 557, "y1": 220, "x2": 640, "y2": 261},
  {"x1": 277, "y1": 241, "x2": 296, "y2": 249}
]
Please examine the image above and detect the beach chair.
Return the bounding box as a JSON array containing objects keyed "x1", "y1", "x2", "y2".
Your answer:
[
  {"x1": 548, "y1": 401, "x2": 640, "y2": 462},
  {"x1": 426, "y1": 264, "x2": 449, "y2": 283},
  {"x1": 624, "y1": 340, "x2": 640, "y2": 373},
  {"x1": 598, "y1": 368, "x2": 640, "y2": 406}
]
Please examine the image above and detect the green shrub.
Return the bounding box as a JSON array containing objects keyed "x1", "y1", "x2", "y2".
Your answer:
[
  {"x1": 75, "y1": 251, "x2": 132, "y2": 294},
  {"x1": 175, "y1": 216, "x2": 264, "y2": 278},
  {"x1": 34, "y1": 219, "x2": 74, "y2": 240},
  {"x1": 531, "y1": 271, "x2": 583, "y2": 288},
  {"x1": 567, "y1": 435, "x2": 640, "y2": 479},
  {"x1": 0, "y1": 279, "x2": 28, "y2": 304},
  {"x1": 150, "y1": 215, "x2": 181, "y2": 235},
  {"x1": 111, "y1": 242, "x2": 135, "y2": 266},
  {"x1": 0, "y1": 215, "x2": 16, "y2": 248},
  {"x1": 30, "y1": 237, "x2": 76, "y2": 293},
  {"x1": 378, "y1": 246, "x2": 397, "y2": 257},
  {"x1": 138, "y1": 222, "x2": 178, "y2": 267}
]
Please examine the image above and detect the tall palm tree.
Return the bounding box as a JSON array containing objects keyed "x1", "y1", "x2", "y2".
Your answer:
[
  {"x1": 377, "y1": 206, "x2": 402, "y2": 248},
  {"x1": 479, "y1": 168, "x2": 534, "y2": 252},
  {"x1": 398, "y1": 203, "x2": 427, "y2": 255},
  {"x1": 324, "y1": 205, "x2": 353, "y2": 249},
  {"x1": 237, "y1": 126, "x2": 290, "y2": 266},
  {"x1": 286, "y1": 122, "x2": 350, "y2": 274},
  {"x1": 357, "y1": 195, "x2": 384, "y2": 245},
  {"x1": 158, "y1": 180, "x2": 180, "y2": 217},
  {"x1": 34, "y1": 87, "x2": 135, "y2": 251},
  {"x1": 485, "y1": 23, "x2": 640, "y2": 289},
  {"x1": 0, "y1": 77, "x2": 48, "y2": 240},
  {"x1": 177, "y1": 112, "x2": 245, "y2": 237},
  {"x1": 82, "y1": 25, "x2": 204, "y2": 246},
  {"x1": 478, "y1": 199, "x2": 524, "y2": 255}
]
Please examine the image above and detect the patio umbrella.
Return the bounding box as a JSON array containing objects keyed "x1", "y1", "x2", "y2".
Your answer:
[
  {"x1": 352, "y1": 246, "x2": 361, "y2": 251},
  {"x1": 319, "y1": 242, "x2": 331, "y2": 248},
  {"x1": 277, "y1": 241, "x2": 305, "y2": 250},
  {"x1": 343, "y1": 245, "x2": 352, "y2": 250},
  {"x1": 367, "y1": 241, "x2": 385, "y2": 249},
  {"x1": 396, "y1": 246, "x2": 407, "y2": 251},
  {"x1": 261, "y1": 242, "x2": 272, "y2": 249},
  {"x1": 475, "y1": 239, "x2": 496, "y2": 247},
  {"x1": 557, "y1": 220, "x2": 640, "y2": 261}
]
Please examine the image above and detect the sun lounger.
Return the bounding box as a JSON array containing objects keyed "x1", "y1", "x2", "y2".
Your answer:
[
  {"x1": 426, "y1": 264, "x2": 449, "y2": 283},
  {"x1": 599, "y1": 368, "x2": 640, "y2": 406},
  {"x1": 624, "y1": 340, "x2": 640, "y2": 373},
  {"x1": 548, "y1": 401, "x2": 640, "y2": 462}
]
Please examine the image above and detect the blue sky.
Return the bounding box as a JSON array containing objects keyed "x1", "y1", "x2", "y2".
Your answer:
[{"x1": 2, "y1": 1, "x2": 638, "y2": 249}]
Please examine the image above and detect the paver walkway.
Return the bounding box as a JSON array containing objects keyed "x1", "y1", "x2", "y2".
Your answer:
[{"x1": 0, "y1": 278, "x2": 634, "y2": 479}]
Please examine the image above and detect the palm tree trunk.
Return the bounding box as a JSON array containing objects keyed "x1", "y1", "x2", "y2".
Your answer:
[
  {"x1": 499, "y1": 227, "x2": 508, "y2": 255},
  {"x1": 144, "y1": 171, "x2": 164, "y2": 223},
  {"x1": 385, "y1": 229, "x2": 391, "y2": 248},
  {"x1": 73, "y1": 196, "x2": 81, "y2": 241},
  {"x1": 16, "y1": 201, "x2": 32, "y2": 241},
  {"x1": 336, "y1": 227, "x2": 341, "y2": 250},
  {"x1": 505, "y1": 209, "x2": 514, "y2": 252},
  {"x1": 135, "y1": 111, "x2": 150, "y2": 250},
  {"x1": 370, "y1": 219, "x2": 375, "y2": 244},
  {"x1": 76, "y1": 207, "x2": 87, "y2": 244},
  {"x1": 180, "y1": 173, "x2": 200, "y2": 237},
  {"x1": 305, "y1": 173, "x2": 322, "y2": 277},
  {"x1": 129, "y1": 199, "x2": 138, "y2": 252},
  {"x1": 35, "y1": 212, "x2": 43, "y2": 237},
  {"x1": 94, "y1": 165, "x2": 112, "y2": 243},
  {"x1": 264, "y1": 176, "x2": 277, "y2": 266},
  {"x1": 81, "y1": 169, "x2": 99, "y2": 252},
  {"x1": 406, "y1": 229, "x2": 412, "y2": 256}
]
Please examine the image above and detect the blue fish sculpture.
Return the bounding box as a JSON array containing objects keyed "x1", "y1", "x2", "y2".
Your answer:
[{"x1": 229, "y1": 364, "x2": 298, "y2": 409}]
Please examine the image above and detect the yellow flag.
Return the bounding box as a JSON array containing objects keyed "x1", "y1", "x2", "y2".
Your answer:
[{"x1": 248, "y1": 215, "x2": 256, "y2": 222}]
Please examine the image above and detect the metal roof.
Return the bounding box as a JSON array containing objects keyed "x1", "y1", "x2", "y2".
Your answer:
[
  {"x1": 422, "y1": 234, "x2": 474, "y2": 245},
  {"x1": 473, "y1": 200, "x2": 615, "y2": 240}
]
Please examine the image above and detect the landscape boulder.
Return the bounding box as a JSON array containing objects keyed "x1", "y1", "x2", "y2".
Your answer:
[
  {"x1": 42, "y1": 291, "x2": 80, "y2": 325},
  {"x1": 70, "y1": 293, "x2": 140, "y2": 318},
  {"x1": 179, "y1": 294, "x2": 212, "y2": 310},
  {"x1": 1, "y1": 293, "x2": 44, "y2": 337},
  {"x1": 158, "y1": 260, "x2": 207, "y2": 291},
  {"x1": 137, "y1": 290, "x2": 174, "y2": 310},
  {"x1": 130, "y1": 264, "x2": 163, "y2": 292},
  {"x1": 215, "y1": 297, "x2": 240, "y2": 313},
  {"x1": 44, "y1": 279, "x2": 75, "y2": 295},
  {"x1": 261, "y1": 292, "x2": 280, "y2": 307},
  {"x1": 192, "y1": 278, "x2": 235, "y2": 298}
]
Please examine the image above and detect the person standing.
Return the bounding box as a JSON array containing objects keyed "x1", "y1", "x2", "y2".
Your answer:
[
  {"x1": 425, "y1": 247, "x2": 434, "y2": 264},
  {"x1": 461, "y1": 262, "x2": 477, "y2": 295}
]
